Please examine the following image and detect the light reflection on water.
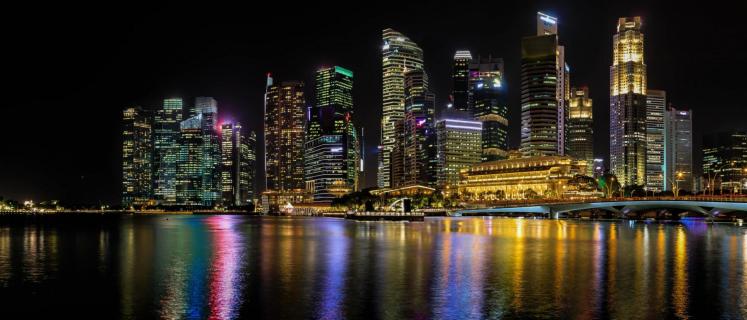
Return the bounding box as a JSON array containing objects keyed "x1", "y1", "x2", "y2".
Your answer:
[{"x1": 1, "y1": 216, "x2": 747, "y2": 318}]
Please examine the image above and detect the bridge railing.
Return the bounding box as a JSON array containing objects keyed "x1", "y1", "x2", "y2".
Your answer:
[{"x1": 465, "y1": 195, "x2": 747, "y2": 208}]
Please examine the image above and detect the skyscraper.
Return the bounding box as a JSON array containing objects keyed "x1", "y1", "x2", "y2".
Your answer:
[
  {"x1": 567, "y1": 87, "x2": 594, "y2": 176},
  {"x1": 391, "y1": 68, "x2": 436, "y2": 188},
  {"x1": 265, "y1": 81, "x2": 306, "y2": 191},
  {"x1": 305, "y1": 66, "x2": 359, "y2": 202},
  {"x1": 645, "y1": 89, "x2": 666, "y2": 192},
  {"x1": 469, "y1": 56, "x2": 508, "y2": 161},
  {"x1": 221, "y1": 123, "x2": 255, "y2": 206},
  {"x1": 665, "y1": 106, "x2": 693, "y2": 191},
  {"x1": 176, "y1": 115, "x2": 203, "y2": 205},
  {"x1": 195, "y1": 97, "x2": 221, "y2": 206},
  {"x1": 379, "y1": 28, "x2": 424, "y2": 188},
  {"x1": 153, "y1": 98, "x2": 183, "y2": 204},
  {"x1": 451, "y1": 50, "x2": 472, "y2": 112},
  {"x1": 122, "y1": 107, "x2": 153, "y2": 207},
  {"x1": 610, "y1": 17, "x2": 647, "y2": 187},
  {"x1": 520, "y1": 34, "x2": 559, "y2": 156},
  {"x1": 536, "y1": 12, "x2": 570, "y2": 156},
  {"x1": 436, "y1": 110, "x2": 482, "y2": 190}
]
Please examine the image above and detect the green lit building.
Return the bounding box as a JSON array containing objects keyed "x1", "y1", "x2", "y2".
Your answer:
[
  {"x1": 305, "y1": 66, "x2": 359, "y2": 202},
  {"x1": 122, "y1": 106, "x2": 153, "y2": 207}
]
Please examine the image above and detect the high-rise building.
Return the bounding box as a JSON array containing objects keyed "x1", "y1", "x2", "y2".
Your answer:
[
  {"x1": 451, "y1": 50, "x2": 472, "y2": 112},
  {"x1": 195, "y1": 97, "x2": 221, "y2": 206},
  {"x1": 469, "y1": 56, "x2": 508, "y2": 161},
  {"x1": 176, "y1": 115, "x2": 204, "y2": 205},
  {"x1": 610, "y1": 17, "x2": 647, "y2": 187},
  {"x1": 536, "y1": 12, "x2": 570, "y2": 156},
  {"x1": 153, "y1": 98, "x2": 183, "y2": 204},
  {"x1": 391, "y1": 68, "x2": 436, "y2": 188},
  {"x1": 305, "y1": 66, "x2": 359, "y2": 202},
  {"x1": 520, "y1": 34, "x2": 559, "y2": 156},
  {"x1": 221, "y1": 123, "x2": 255, "y2": 206},
  {"x1": 520, "y1": 12, "x2": 570, "y2": 157},
  {"x1": 379, "y1": 28, "x2": 424, "y2": 188},
  {"x1": 436, "y1": 110, "x2": 482, "y2": 190},
  {"x1": 265, "y1": 81, "x2": 306, "y2": 191},
  {"x1": 703, "y1": 132, "x2": 747, "y2": 193},
  {"x1": 567, "y1": 87, "x2": 594, "y2": 176},
  {"x1": 240, "y1": 130, "x2": 256, "y2": 203},
  {"x1": 645, "y1": 90, "x2": 666, "y2": 192},
  {"x1": 122, "y1": 107, "x2": 153, "y2": 207},
  {"x1": 665, "y1": 106, "x2": 693, "y2": 191}
]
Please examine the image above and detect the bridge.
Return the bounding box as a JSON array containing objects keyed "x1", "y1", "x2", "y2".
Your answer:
[{"x1": 455, "y1": 198, "x2": 747, "y2": 219}]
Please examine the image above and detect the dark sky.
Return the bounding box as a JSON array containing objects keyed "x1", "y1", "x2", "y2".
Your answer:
[{"x1": 3, "y1": 1, "x2": 746, "y2": 204}]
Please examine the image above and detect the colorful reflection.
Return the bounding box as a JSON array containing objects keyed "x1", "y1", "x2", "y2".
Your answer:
[{"x1": 1, "y1": 216, "x2": 747, "y2": 318}]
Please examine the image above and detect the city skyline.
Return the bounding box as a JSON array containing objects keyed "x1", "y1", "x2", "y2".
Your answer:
[{"x1": 4, "y1": 1, "x2": 746, "y2": 203}]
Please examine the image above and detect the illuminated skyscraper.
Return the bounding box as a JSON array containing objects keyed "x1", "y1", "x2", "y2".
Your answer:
[
  {"x1": 221, "y1": 123, "x2": 256, "y2": 206},
  {"x1": 305, "y1": 66, "x2": 359, "y2": 202},
  {"x1": 379, "y1": 28, "x2": 424, "y2": 188},
  {"x1": 153, "y1": 98, "x2": 183, "y2": 204},
  {"x1": 194, "y1": 97, "x2": 221, "y2": 205},
  {"x1": 469, "y1": 56, "x2": 508, "y2": 161},
  {"x1": 610, "y1": 17, "x2": 647, "y2": 187},
  {"x1": 436, "y1": 110, "x2": 482, "y2": 190},
  {"x1": 451, "y1": 50, "x2": 472, "y2": 112},
  {"x1": 665, "y1": 106, "x2": 693, "y2": 191},
  {"x1": 645, "y1": 89, "x2": 666, "y2": 192},
  {"x1": 391, "y1": 68, "x2": 436, "y2": 188},
  {"x1": 265, "y1": 81, "x2": 306, "y2": 191},
  {"x1": 520, "y1": 34, "x2": 559, "y2": 156},
  {"x1": 567, "y1": 87, "x2": 594, "y2": 176},
  {"x1": 535, "y1": 12, "x2": 570, "y2": 156},
  {"x1": 122, "y1": 107, "x2": 153, "y2": 207},
  {"x1": 176, "y1": 115, "x2": 203, "y2": 205}
]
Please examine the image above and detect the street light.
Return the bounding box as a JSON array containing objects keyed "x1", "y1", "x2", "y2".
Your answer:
[{"x1": 672, "y1": 172, "x2": 683, "y2": 198}]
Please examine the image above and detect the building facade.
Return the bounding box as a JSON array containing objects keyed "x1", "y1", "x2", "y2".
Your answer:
[
  {"x1": 645, "y1": 89, "x2": 666, "y2": 192},
  {"x1": 436, "y1": 110, "x2": 482, "y2": 191},
  {"x1": 379, "y1": 28, "x2": 424, "y2": 188},
  {"x1": 665, "y1": 106, "x2": 693, "y2": 192},
  {"x1": 703, "y1": 132, "x2": 747, "y2": 193},
  {"x1": 470, "y1": 56, "x2": 509, "y2": 161},
  {"x1": 153, "y1": 98, "x2": 183, "y2": 204},
  {"x1": 566, "y1": 87, "x2": 593, "y2": 176},
  {"x1": 610, "y1": 17, "x2": 647, "y2": 187},
  {"x1": 520, "y1": 33, "x2": 559, "y2": 157},
  {"x1": 122, "y1": 107, "x2": 153, "y2": 207},
  {"x1": 265, "y1": 81, "x2": 306, "y2": 191}
]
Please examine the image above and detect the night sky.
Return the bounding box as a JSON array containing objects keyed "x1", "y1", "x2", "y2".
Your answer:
[{"x1": 4, "y1": 1, "x2": 746, "y2": 204}]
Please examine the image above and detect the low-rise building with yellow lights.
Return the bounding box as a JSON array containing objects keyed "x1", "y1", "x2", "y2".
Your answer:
[{"x1": 458, "y1": 153, "x2": 587, "y2": 200}]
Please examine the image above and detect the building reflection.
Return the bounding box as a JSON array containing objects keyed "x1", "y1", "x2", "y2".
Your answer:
[{"x1": 206, "y1": 215, "x2": 244, "y2": 319}]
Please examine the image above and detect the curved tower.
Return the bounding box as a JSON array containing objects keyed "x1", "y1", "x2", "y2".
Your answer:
[{"x1": 378, "y1": 28, "x2": 424, "y2": 188}]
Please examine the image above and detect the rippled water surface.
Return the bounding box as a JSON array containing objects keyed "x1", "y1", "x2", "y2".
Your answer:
[{"x1": 1, "y1": 215, "x2": 746, "y2": 319}]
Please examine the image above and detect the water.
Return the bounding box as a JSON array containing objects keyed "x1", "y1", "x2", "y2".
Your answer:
[{"x1": 1, "y1": 215, "x2": 746, "y2": 319}]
